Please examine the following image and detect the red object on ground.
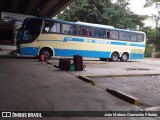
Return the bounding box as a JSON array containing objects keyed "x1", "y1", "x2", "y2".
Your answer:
[{"x1": 39, "y1": 55, "x2": 44, "y2": 62}]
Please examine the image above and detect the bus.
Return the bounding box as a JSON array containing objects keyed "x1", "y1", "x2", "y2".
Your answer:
[{"x1": 17, "y1": 17, "x2": 146, "y2": 61}]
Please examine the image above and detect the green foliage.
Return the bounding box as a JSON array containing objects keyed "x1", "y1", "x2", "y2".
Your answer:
[
  {"x1": 58, "y1": 0, "x2": 109, "y2": 23},
  {"x1": 144, "y1": 0, "x2": 160, "y2": 58},
  {"x1": 145, "y1": 44, "x2": 152, "y2": 57},
  {"x1": 143, "y1": 26, "x2": 160, "y2": 57},
  {"x1": 142, "y1": 27, "x2": 160, "y2": 45},
  {"x1": 156, "y1": 46, "x2": 160, "y2": 57},
  {"x1": 144, "y1": 0, "x2": 160, "y2": 7},
  {"x1": 57, "y1": 0, "x2": 147, "y2": 30}
]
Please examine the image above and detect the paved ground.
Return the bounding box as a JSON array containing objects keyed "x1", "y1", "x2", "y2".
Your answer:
[
  {"x1": 63, "y1": 58, "x2": 160, "y2": 77},
  {"x1": 92, "y1": 76, "x2": 160, "y2": 107},
  {"x1": 51, "y1": 58, "x2": 160, "y2": 108},
  {"x1": 0, "y1": 56, "x2": 160, "y2": 120}
]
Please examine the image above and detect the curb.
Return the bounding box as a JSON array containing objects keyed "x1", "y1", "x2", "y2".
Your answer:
[
  {"x1": 46, "y1": 61, "x2": 53, "y2": 65},
  {"x1": 87, "y1": 73, "x2": 160, "y2": 78},
  {"x1": 144, "y1": 106, "x2": 160, "y2": 111},
  {"x1": 78, "y1": 75, "x2": 95, "y2": 86},
  {"x1": 54, "y1": 64, "x2": 59, "y2": 68},
  {"x1": 106, "y1": 88, "x2": 139, "y2": 106}
]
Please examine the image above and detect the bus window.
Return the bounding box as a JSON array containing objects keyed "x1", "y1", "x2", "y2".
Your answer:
[
  {"x1": 93, "y1": 28, "x2": 99, "y2": 37},
  {"x1": 43, "y1": 23, "x2": 49, "y2": 32},
  {"x1": 106, "y1": 30, "x2": 110, "y2": 39},
  {"x1": 100, "y1": 29, "x2": 106, "y2": 38},
  {"x1": 93, "y1": 28, "x2": 106, "y2": 38},
  {"x1": 110, "y1": 30, "x2": 118, "y2": 39},
  {"x1": 130, "y1": 33, "x2": 137, "y2": 42},
  {"x1": 43, "y1": 21, "x2": 60, "y2": 33},
  {"x1": 88, "y1": 28, "x2": 92, "y2": 37},
  {"x1": 49, "y1": 22, "x2": 60, "y2": 33},
  {"x1": 79, "y1": 26, "x2": 92, "y2": 37},
  {"x1": 62, "y1": 24, "x2": 77, "y2": 35},
  {"x1": 119, "y1": 31, "x2": 130, "y2": 41},
  {"x1": 137, "y1": 34, "x2": 144, "y2": 42}
]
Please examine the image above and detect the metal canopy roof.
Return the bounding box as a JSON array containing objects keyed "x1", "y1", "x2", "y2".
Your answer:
[{"x1": 0, "y1": 0, "x2": 73, "y2": 18}]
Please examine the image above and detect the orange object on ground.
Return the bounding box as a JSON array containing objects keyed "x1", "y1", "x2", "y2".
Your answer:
[{"x1": 39, "y1": 55, "x2": 44, "y2": 62}]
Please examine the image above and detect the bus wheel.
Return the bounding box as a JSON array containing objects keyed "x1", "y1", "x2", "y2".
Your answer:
[
  {"x1": 99, "y1": 58, "x2": 107, "y2": 61},
  {"x1": 110, "y1": 52, "x2": 119, "y2": 61},
  {"x1": 120, "y1": 53, "x2": 129, "y2": 62},
  {"x1": 40, "y1": 48, "x2": 52, "y2": 60}
]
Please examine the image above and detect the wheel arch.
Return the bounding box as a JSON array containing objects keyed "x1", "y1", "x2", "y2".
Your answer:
[
  {"x1": 38, "y1": 46, "x2": 54, "y2": 56},
  {"x1": 121, "y1": 52, "x2": 129, "y2": 59},
  {"x1": 110, "y1": 51, "x2": 120, "y2": 58}
]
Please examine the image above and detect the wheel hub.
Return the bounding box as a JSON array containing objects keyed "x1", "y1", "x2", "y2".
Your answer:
[
  {"x1": 123, "y1": 55, "x2": 127, "y2": 60},
  {"x1": 44, "y1": 52, "x2": 49, "y2": 58}
]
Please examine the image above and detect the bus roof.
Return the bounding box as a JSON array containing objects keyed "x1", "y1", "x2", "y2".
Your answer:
[
  {"x1": 26, "y1": 17, "x2": 145, "y2": 34},
  {"x1": 76, "y1": 21, "x2": 114, "y2": 28}
]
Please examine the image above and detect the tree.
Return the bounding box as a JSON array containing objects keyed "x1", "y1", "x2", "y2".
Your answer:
[
  {"x1": 143, "y1": 26, "x2": 160, "y2": 57},
  {"x1": 144, "y1": 0, "x2": 160, "y2": 7},
  {"x1": 142, "y1": 27, "x2": 160, "y2": 44},
  {"x1": 144, "y1": 0, "x2": 160, "y2": 57},
  {"x1": 57, "y1": 0, "x2": 147, "y2": 30}
]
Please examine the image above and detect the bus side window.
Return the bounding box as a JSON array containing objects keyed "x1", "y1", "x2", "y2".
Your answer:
[
  {"x1": 119, "y1": 31, "x2": 129, "y2": 41},
  {"x1": 49, "y1": 22, "x2": 60, "y2": 33},
  {"x1": 137, "y1": 34, "x2": 144, "y2": 42},
  {"x1": 82, "y1": 27, "x2": 87, "y2": 36},
  {"x1": 43, "y1": 23, "x2": 49, "y2": 32},
  {"x1": 100, "y1": 29, "x2": 106, "y2": 38},
  {"x1": 79, "y1": 26, "x2": 92, "y2": 37},
  {"x1": 93, "y1": 28, "x2": 98, "y2": 37},
  {"x1": 93, "y1": 28, "x2": 100, "y2": 38},
  {"x1": 106, "y1": 31, "x2": 110, "y2": 39},
  {"x1": 130, "y1": 33, "x2": 137, "y2": 42},
  {"x1": 79, "y1": 27, "x2": 82, "y2": 36},
  {"x1": 110, "y1": 30, "x2": 118, "y2": 39},
  {"x1": 89, "y1": 28, "x2": 92, "y2": 37},
  {"x1": 70, "y1": 25, "x2": 77, "y2": 35},
  {"x1": 62, "y1": 24, "x2": 77, "y2": 35},
  {"x1": 87, "y1": 28, "x2": 92, "y2": 37}
]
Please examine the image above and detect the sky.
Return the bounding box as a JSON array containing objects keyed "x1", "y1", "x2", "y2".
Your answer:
[{"x1": 129, "y1": 0, "x2": 158, "y2": 27}]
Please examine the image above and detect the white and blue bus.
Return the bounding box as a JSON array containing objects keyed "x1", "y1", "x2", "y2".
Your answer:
[{"x1": 17, "y1": 17, "x2": 146, "y2": 61}]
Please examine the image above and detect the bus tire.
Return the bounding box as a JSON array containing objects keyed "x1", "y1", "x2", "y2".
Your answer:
[
  {"x1": 99, "y1": 58, "x2": 107, "y2": 61},
  {"x1": 110, "y1": 52, "x2": 119, "y2": 61},
  {"x1": 120, "y1": 53, "x2": 129, "y2": 62},
  {"x1": 40, "y1": 48, "x2": 52, "y2": 60}
]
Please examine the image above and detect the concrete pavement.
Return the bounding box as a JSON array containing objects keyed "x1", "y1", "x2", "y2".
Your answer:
[
  {"x1": 53, "y1": 58, "x2": 160, "y2": 77},
  {"x1": 0, "y1": 56, "x2": 159, "y2": 120}
]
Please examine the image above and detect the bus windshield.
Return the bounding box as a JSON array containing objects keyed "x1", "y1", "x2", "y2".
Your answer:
[{"x1": 19, "y1": 19, "x2": 42, "y2": 43}]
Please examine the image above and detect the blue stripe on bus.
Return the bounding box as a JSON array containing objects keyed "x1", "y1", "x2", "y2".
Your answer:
[
  {"x1": 54, "y1": 48, "x2": 111, "y2": 58},
  {"x1": 130, "y1": 53, "x2": 144, "y2": 59},
  {"x1": 39, "y1": 38, "x2": 145, "y2": 47},
  {"x1": 63, "y1": 37, "x2": 145, "y2": 47},
  {"x1": 110, "y1": 41, "x2": 127, "y2": 46},
  {"x1": 130, "y1": 43, "x2": 145, "y2": 47},
  {"x1": 18, "y1": 47, "x2": 144, "y2": 59},
  {"x1": 63, "y1": 37, "x2": 84, "y2": 42},
  {"x1": 54, "y1": 48, "x2": 145, "y2": 59},
  {"x1": 19, "y1": 47, "x2": 39, "y2": 56},
  {"x1": 38, "y1": 37, "x2": 145, "y2": 47}
]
